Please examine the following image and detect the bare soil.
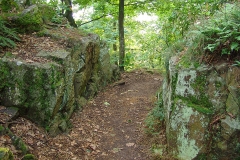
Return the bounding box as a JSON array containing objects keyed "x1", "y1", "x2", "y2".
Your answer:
[{"x1": 1, "y1": 69, "x2": 164, "y2": 160}]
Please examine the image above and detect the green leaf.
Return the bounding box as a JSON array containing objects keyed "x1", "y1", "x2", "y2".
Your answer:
[
  {"x1": 230, "y1": 42, "x2": 239, "y2": 51},
  {"x1": 204, "y1": 43, "x2": 218, "y2": 52},
  {"x1": 221, "y1": 48, "x2": 230, "y2": 55},
  {"x1": 235, "y1": 36, "x2": 240, "y2": 41},
  {"x1": 232, "y1": 61, "x2": 240, "y2": 66}
]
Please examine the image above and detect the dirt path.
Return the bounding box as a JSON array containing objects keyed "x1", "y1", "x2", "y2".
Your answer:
[
  {"x1": 72, "y1": 70, "x2": 162, "y2": 160},
  {"x1": 1, "y1": 70, "x2": 162, "y2": 160}
]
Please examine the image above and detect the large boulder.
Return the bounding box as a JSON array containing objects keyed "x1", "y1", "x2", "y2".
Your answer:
[
  {"x1": 163, "y1": 56, "x2": 240, "y2": 159},
  {"x1": 0, "y1": 30, "x2": 119, "y2": 136}
]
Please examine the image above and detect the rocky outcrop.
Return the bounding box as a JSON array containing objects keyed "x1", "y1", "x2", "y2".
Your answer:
[
  {"x1": 163, "y1": 56, "x2": 240, "y2": 159},
  {"x1": 0, "y1": 32, "x2": 119, "y2": 136}
]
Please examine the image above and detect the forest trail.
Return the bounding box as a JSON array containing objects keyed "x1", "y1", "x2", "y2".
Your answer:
[{"x1": 2, "y1": 70, "x2": 163, "y2": 160}]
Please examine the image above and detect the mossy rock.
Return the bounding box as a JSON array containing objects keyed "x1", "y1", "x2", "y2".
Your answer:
[
  {"x1": 0, "y1": 125, "x2": 5, "y2": 135},
  {"x1": 12, "y1": 5, "x2": 43, "y2": 33},
  {"x1": 0, "y1": 147, "x2": 14, "y2": 160},
  {"x1": 12, "y1": 137, "x2": 28, "y2": 154},
  {"x1": 21, "y1": 154, "x2": 37, "y2": 160},
  {"x1": 0, "y1": 61, "x2": 11, "y2": 91}
]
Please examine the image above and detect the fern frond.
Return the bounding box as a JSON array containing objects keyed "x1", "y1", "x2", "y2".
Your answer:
[{"x1": 0, "y1": 19, "x2": 20, "y2": 48}]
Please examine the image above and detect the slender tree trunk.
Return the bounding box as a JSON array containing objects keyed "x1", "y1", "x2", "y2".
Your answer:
[
  {"x1": 112, "y1": 21, "x2": 118, "y2": 65},
  {"x1": 62, "y1": 0, "x2": 78, "y2": 28},
  {"x1": 119, "y1": 0, "x2": 125, "y2": 71},
  {"x1": 113, "y1": 21, "x2": 117, "y2": 52}
]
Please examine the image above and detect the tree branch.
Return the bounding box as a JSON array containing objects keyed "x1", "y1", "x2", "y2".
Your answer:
[
  {"x1": 79, "y1": 13, "x2": 117, "y2": 26},
  {"x1": 107, "y1": 0, "x2": 154, "y2": 6}
]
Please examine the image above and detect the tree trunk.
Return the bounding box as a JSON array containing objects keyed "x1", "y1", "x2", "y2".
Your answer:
[
  {"x1": 112, "y1": 21, "x2": 118, "y2": 65},
  {"x1": 113, "y1": 21, "x2": 117, "y2": 52},
  {"x1": 118, "y1": 0, "x2": 125, "y2": 71},
  {"x1": 62, "y1": 0, "x2": 78, "y2": 28}
]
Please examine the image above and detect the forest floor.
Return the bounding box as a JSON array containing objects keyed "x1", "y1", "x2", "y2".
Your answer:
[{"x1": 1, "y1": 69, "x2": 167, "y2": 160}]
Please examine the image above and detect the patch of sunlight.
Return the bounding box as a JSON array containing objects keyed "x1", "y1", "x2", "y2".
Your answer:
[{"x1": 135, "y1": 13, "x2": 158, "y2": 22}]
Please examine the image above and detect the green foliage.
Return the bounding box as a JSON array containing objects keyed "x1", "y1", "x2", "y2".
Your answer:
[
  {"x1": 124, "y1": 52, "x2": 135, "y2": 70},
  {"x1": 22, "y1": 154, "x2": 37, "y2": 160},
  {"x1": 200, "y1": 4, "x2": 240, "y2": 55},
  {"x1": 233, "y1": 60, "x2": 240, "y2": 66},
  {"x1": 38, "y1": 4, "x2": 63, "y2": 24},
  {"x1": 0, "y1": 18, "x2": 20, "y2": 48},
  {"x1": 15, "y1": 6, "x2": 43, "y2": 33},
  {"x1": 0, "y1": 147, "x2": 14, "y2": 160},
  {"x1": 0, "y1": 0, "x2": 19, "y2": 12},
  {"x1": 12, "y1": 136, "x2": 28, "y2": 154},
  {"x1": 157, "y1": 0, "x2": 230, "y2": 48},
  {"x1": 145, "y1": 92, "x2": 165, "y2": 135}
]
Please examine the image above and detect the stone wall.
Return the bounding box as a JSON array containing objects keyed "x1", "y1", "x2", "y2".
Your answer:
[
  {"x1": 163, "y1": 56, "x2": 240, "y2": 159},
  {"x1": 0, "y1": 32, "x2": 119, "y2": 136}
]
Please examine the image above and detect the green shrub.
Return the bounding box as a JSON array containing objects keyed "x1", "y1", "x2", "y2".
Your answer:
[
  {"x1": 145, "y1": 92, "x2": 165, "y2": 135},
  {"x1": 200, "y1": 3, "x2": 240, "y2": 56},
  {"x1": 0, "y1": 0, "x2": 19, "y2": 12},
  {"x1": 233, "y1": 60, "x2": 240, "y2": 66}
]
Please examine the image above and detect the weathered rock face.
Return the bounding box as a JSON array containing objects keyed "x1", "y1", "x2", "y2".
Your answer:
[
  {"x1": 163, "y1": 56, "x2": 240, "y2": 159},
  {"x1": 0, "y1": 33, "x2": 119, "y2": 136}
]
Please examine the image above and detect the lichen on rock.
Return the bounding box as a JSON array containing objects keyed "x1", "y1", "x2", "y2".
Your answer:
[{"x1": 163, "y1": 55, "x2": 240, "y2": 159}]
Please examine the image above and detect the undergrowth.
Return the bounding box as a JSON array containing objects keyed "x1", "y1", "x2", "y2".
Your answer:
[
  {"x1": 145, "y1": 91, "x2": 167, "y2": 159},
  {"x1": 188, "y1": 3, "x2": 240, "y2": 64},
  {"x1": 200, "y1": 3, "x2": 240, "y2": 56},
  {"x1": 0, "y1": 18, "x2": 20, "y2": 49},
  {"x1": 145, "y1": 91, "x2": 164, "y2": 135},
  {"x1": 164, "y1": 2, "x2": 240, "y2": 67}
]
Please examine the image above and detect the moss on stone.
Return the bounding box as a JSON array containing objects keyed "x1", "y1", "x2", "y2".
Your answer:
[
  {"x1": 176, "y1": 96, "x2": 213, "y2": 115},
  {"x1": 171, "y1": 72, "x2": 178, "y2": 100},
  {"x1": 0, "y1": 60, "x2": 11, "y2": 91},
  {"x1": 0, "y1": 125, "x2": 5, "y2": 135},
  {"x1": 194, "y1": 153, "x2": 207, "y2": 160},
  {"x1": 14, "y1": 5, "x2": 43, "y2": 33},
  {"x1": 191, "y1": 74, "x2": 207, "y2": 93},
  {"x1": 186, "y1": 100, "x2": 213, "y2": 114},
  {"x1": 184, "y1": 73, "x2": 214, "y2": 114},
  {"x1": 178, "y1": 54, "x2": 192, "y2": 68},
  {"x1": 0, "y1": 147, "x2": 14, "y2": 160},
  {"x1": 22, "y1": 154, "x2": 36, "y2": 160},
  {"x1": 12, "y1": 137, "x2": 28, "y2": 154}
]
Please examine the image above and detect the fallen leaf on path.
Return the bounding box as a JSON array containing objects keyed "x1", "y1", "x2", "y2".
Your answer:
[
  {"x1": 126, "y1": 143, "x2": 135, "y2": 147},
  {"x1": 104, "y1": 102, "x2": 110, "y2": 106},
  {"x1": 101, "y1": 152, "x2": 108, "y2": 156},
  {"x1": 26, "y1": 59, "x2": 34, "y2": 63},
  {"x1": 86, "y1": 138, "x2": 92, "y2": 142},
  {"x1": 89, "y1": 143, "x2": 97, "y2": 150},
  {"x1": 112, "y1": 148, "x2": 123, "y2": 153}
]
